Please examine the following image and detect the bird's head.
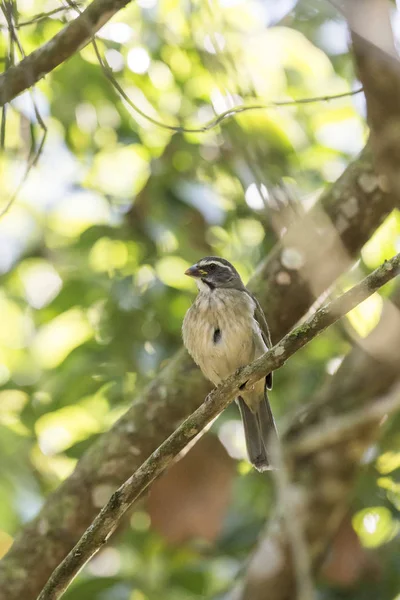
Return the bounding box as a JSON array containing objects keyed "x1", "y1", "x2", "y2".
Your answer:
[{"x1": 185, "y1": 256, "x2": 243, "y2": 291}]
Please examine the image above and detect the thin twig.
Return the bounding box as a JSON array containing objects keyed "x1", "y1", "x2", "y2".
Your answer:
[
  {"x1": 36, "y1": 253, "x2": 400, "y2": 600},
  {"x1": 0, "y1": 5, "x2": 74, "y2": 28},
  {"x1": 38, "y1": 0, "x2": 367, "y2": 135},
  {"x1": 0, "y1": 0, "x2": 47, "y2": 219},
  {"x1": 66, "y1": 0, "x2": 366, "y2": 135},
  {"x1": 0, "y1": 0, "x2": 14, "y2": 150},
  {"x1": 17, "y1": 5, "x2": 82, "y2": 27},
  {"x1": 94, "y1": 76, "x2": 363, "y2": 134}
]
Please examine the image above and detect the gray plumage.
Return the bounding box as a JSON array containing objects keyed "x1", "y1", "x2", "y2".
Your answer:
[{"x1": 182, "y1": 256, "x2": 278, "y2": 471}]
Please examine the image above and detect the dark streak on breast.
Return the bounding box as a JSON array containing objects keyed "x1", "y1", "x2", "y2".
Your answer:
[{"x1": 213, "y1": 328, "x2": 221, "y2": 344}]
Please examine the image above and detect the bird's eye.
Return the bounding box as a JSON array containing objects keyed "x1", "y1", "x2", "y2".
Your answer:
[{"x1": 208, "y1": 264, "x2": 216, "y2": 272}]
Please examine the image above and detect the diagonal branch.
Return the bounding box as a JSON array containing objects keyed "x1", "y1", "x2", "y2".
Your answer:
[{"x1": 37, "y1": 253, "x2": 400, "y2": 600}]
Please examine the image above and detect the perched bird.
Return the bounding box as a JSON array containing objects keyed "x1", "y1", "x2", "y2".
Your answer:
[{"x1": 182, "y1": 256, "x2": 278, "y2": 471}]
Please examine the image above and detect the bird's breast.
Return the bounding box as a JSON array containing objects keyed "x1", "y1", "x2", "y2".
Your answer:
[{"x1": 183, "y1": 289, "x2": 264, "y2": 386}]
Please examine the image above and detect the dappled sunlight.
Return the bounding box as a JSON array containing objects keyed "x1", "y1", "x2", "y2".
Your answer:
[
  {"x1": 0, "y1": 390, "x2": 29, "y2": 434},
  {"x1": 347, "y1": 293, "x2": 383, "y2": 338},
  {"x1": 30, "y1": 446, "x2": 77, "y2": 481},
  {"x1": 362, "y1": 212, "x2": 400, "y2": 269},
  {"x1": 377, "y1": 451, "x2": 400, "y2": 475},
  {"x1": 0, "y1": 205, "x2": 38, "y2": 273},
  {"x1": 89, "y1": 237, "x2": 129, "y2": 273},
  {"x1": 315, "y1": 117, "x2": 365, "y2": 154},
  {"x1": 87, "y1": 145, "x2": 150, "y2": 197},
  {"x1": 155, "y1": 256, "x2": 193, "y2": 291},
  {"x1": 0, "y1": 531, "x2": 13, "y2": 560},
  {"x1": 245, "y1": 183, "x2": 269, "y2": 210},
  {"x1": 353, "y1": 507, "x2": 400, "y2": 548},
  {"x1": 377, "y1": 478, "x2": 400, "y2": 511},
  {"x1": 127, "y1": 47, "x2": 151, "y2": 75},
  {"x1": 49, "y1": 190, "x2": 111, "y2": 237},
  {"x1": 18, "y1": 259, "x2": 62, "y2": 309},
  {"x1": 35, "y1": 405, "x2": 102, "y2": 455},
  {"x1": 32, "y1": 308, "x2": 93, "y2": 369},
  {"x1": 218, "y1": 419, "x2": 247, "y2": 461},
  {"x1": 87, "y1": 547, "x2": 121, "y2": 577},
  {"x1": 0, "y1": 295, "x2": 32, "y2": 349}
]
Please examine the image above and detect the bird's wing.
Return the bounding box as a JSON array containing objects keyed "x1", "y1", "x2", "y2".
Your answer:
[{"x1": 246, "y1": 290, "x2": 273, "y2": 390}]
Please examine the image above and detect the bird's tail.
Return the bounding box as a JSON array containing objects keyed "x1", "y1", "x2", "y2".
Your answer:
[{"x1": 237, "y1": 388, "x2": 278, "y2": 471}]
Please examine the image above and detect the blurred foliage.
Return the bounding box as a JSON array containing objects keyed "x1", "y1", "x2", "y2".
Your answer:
[{"x1": 1, "y1": 0, "x2": 400, "y2": 598}]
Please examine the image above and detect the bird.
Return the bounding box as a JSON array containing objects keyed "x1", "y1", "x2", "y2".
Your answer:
[{"x1": 182, "y1": 256, "x2": 278, "y2": 471}]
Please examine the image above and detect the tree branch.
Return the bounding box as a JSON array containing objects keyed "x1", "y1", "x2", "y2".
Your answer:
[
  {"x1": 0, "y1": 0, "x2": 133, "y2": 107},
  {"x1": 37, "y1": 253, "x2": 400, "y2": 600},
  {"x1": 0, "y1": 146, "x2": 395, "y2": 600},
  {"x1": 346, "y1": 0, "x2": 400, "y2": 207}
]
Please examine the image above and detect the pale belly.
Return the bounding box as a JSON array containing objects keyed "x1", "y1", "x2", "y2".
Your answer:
[
  {"x1": 183, "y1": 289, "x2": 267, "y2": 387},
  {"x1": 198, "y1": 321, "x2": 256, "y2": 384}
]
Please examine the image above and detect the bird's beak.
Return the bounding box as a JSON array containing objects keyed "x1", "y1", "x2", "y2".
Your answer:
[{"x1": 185, "y1": 264, "x2": 206, "y2": 278}]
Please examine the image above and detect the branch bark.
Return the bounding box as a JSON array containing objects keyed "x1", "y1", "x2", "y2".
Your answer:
[
  {"x1": 238, "y1": 283, "x2": 400, "y2": 600},
  {"x1": 346, "y1": 0, "x2": 400, "y2": 207},
  {"x1": 0, "y1": 146, "x2": 395, "y2": 600},
  {"x1": 37, "y1": 253, "x2": 400, "y2": 600},
  {"x1": 0, "y1": 0, "x2": 133, "y2": 106}
]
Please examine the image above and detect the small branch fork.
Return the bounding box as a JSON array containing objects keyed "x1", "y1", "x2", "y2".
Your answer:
[{"x1": 37, "y1": 253, "x2": 400, "y2": 600}]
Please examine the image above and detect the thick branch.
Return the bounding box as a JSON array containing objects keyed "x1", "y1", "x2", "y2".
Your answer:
[
  {"x1": 0, "y1": 0, "x2": 133, "y2": 106},
  {"x1": 37, "y1": 254, "x2": 400, "y2": 600},
  {"x1": 0, "y1": 146, "x2": 395, "y2": 600},
  {"x1": 347, "y1": 0, "x2": 400, "y2": 207}
]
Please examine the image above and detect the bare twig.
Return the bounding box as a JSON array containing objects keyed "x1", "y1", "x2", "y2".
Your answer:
[
  {"x1": 37, "y1": 253, "x2": 400, "y2": 600},
  {"x1": 0, "y1": 0, "x2": 47, "y2": 218},
  {"x1": 17, "y1": 5, "x2": 82, "y2": 27},
  {"x1": 0, "y1": 5, "x2": 77, "y2": 28},
  {"x1": 0, "y1": 0, "x2": 14, "y2": 150},
  {"x1": 66, "y1": 0, "x2": 364, "y2": 134},
  {"x1": 103, "y1": 86, "x2": 363, "y2": 135}
]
